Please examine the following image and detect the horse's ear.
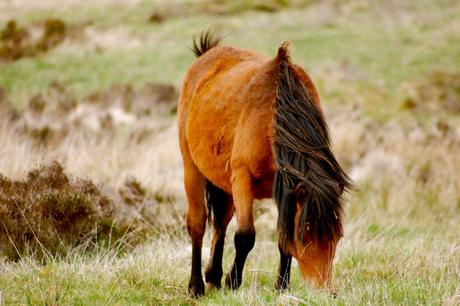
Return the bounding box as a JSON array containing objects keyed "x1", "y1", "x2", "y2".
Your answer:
[{"x1": 276, "y1": 41, "x2": 291, "y2": 64}]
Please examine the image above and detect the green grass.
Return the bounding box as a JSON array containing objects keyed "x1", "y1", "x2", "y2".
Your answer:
[
  {"x1": 0, "y1": 229, "x2": 458, "y2": 305},
  {"x1": 1, "y1": 0, "x2": 459, "y2": 115}
]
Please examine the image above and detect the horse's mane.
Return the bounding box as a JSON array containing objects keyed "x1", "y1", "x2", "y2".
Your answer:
[
  {"x1": 273, "y1": 44, "x2": 352, "y2": 251},
  {"x1": 192, "y1": 30, "x2": 221, "y2": 57}
]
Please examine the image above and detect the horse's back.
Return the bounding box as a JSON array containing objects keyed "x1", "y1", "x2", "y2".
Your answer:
[
  {"x1": 178, "y1": 46, "x2": 268, "y2": 114},
  {"x1": 178, "y1": 46, "x2": 278, "y2": 196}
]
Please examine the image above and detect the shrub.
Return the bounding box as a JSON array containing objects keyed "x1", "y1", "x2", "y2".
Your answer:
[{"x1": 0, "y1": 162, "x2": 130, "y2": 260}]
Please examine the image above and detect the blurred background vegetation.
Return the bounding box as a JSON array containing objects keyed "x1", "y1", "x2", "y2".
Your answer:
[{"x1": 0, "y1": 0, "x2": 459, "y2": 304}]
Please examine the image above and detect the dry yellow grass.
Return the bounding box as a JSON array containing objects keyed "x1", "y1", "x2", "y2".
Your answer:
[{"x1": 1, "y1": 85, "x2": 459, "y2": 302}]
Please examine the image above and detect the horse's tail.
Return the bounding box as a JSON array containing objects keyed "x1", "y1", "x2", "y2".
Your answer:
[
  {"x1": 205, "y1": 179, "x2": 229, "y2": 233},
  {"x1": 273, "y1": 43, "x2": 352, "y2": 251},
  {"x1": 192, "y1": 30, "x2": 221, "y2": 57}
]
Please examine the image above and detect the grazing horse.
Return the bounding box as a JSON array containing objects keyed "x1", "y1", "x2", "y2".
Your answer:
[{"x1": 178, "y1": 31, "x2": 351, "y2": 297}]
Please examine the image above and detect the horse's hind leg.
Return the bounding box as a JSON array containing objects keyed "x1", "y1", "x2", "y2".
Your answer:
[
  {"x1": 183, "y1": 162, "x2": 207, "y2": 297},
  {"x1": 204, "y1": 183, "x2": 234, "y2": 289},
  {"x1": 225, "y1": 169, "x2": 255, "y2": 290}
]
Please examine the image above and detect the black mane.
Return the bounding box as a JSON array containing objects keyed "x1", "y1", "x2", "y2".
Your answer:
[{"x1": 273, "y1": 45, "x2": 352, "y2": 251}]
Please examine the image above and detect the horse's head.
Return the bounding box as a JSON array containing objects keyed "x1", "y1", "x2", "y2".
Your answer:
[
  {"x1": 280, "y1": 181, "x2": 346, "y2": 288},
  {"x1": 290, "y1": 194, "x2": 343, "y2": 288}
]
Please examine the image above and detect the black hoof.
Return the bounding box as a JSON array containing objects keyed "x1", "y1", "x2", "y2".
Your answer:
[
  {"x1": 206, "y1": 282, "x2": 221, "y2": 292},
  {"x1": 205, "y1": 269, "x2": 222, "y2": 290},
  {"x1": 274, "y1": 279, "x2": 289, "y2": 292},
  {"x1": 188, "y1": 280, "x2": 205, "y2": 298}
]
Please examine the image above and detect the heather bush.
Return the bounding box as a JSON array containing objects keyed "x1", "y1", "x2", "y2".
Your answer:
[{"x1": 0, "y1": 162, "x2": 168, "y2": 260}]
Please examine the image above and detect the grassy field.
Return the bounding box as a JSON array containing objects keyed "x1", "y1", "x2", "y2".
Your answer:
[{"x1": 0, "y1": 0, "x2": 459, "y2": 304}]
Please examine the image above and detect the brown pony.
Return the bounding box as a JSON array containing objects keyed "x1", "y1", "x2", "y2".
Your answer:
[{"x1": 178, "y1": 31, "x2": 351, "y2": 297}]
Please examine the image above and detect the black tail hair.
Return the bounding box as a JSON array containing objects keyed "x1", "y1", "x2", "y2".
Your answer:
[
  {"x1": 205, "y1": 179, "x2": 229, "y2": 233},
  {"x1": 192, "y1": 30, "x2": 221, "y2": 57},
  {"x1": 273, "y1": 43, "x2": 352, "y2": 251}
]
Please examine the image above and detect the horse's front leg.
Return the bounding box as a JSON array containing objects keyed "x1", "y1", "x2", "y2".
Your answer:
[
  {"x1": 225, "y1": 169, "x2": 255, "y2": 290},
  {"x1": 275, "y1": 244, "x2": 292, "y2": 291},
  {"x1": 184, "y1": 164, "x2": 207, "y2": 297}
]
